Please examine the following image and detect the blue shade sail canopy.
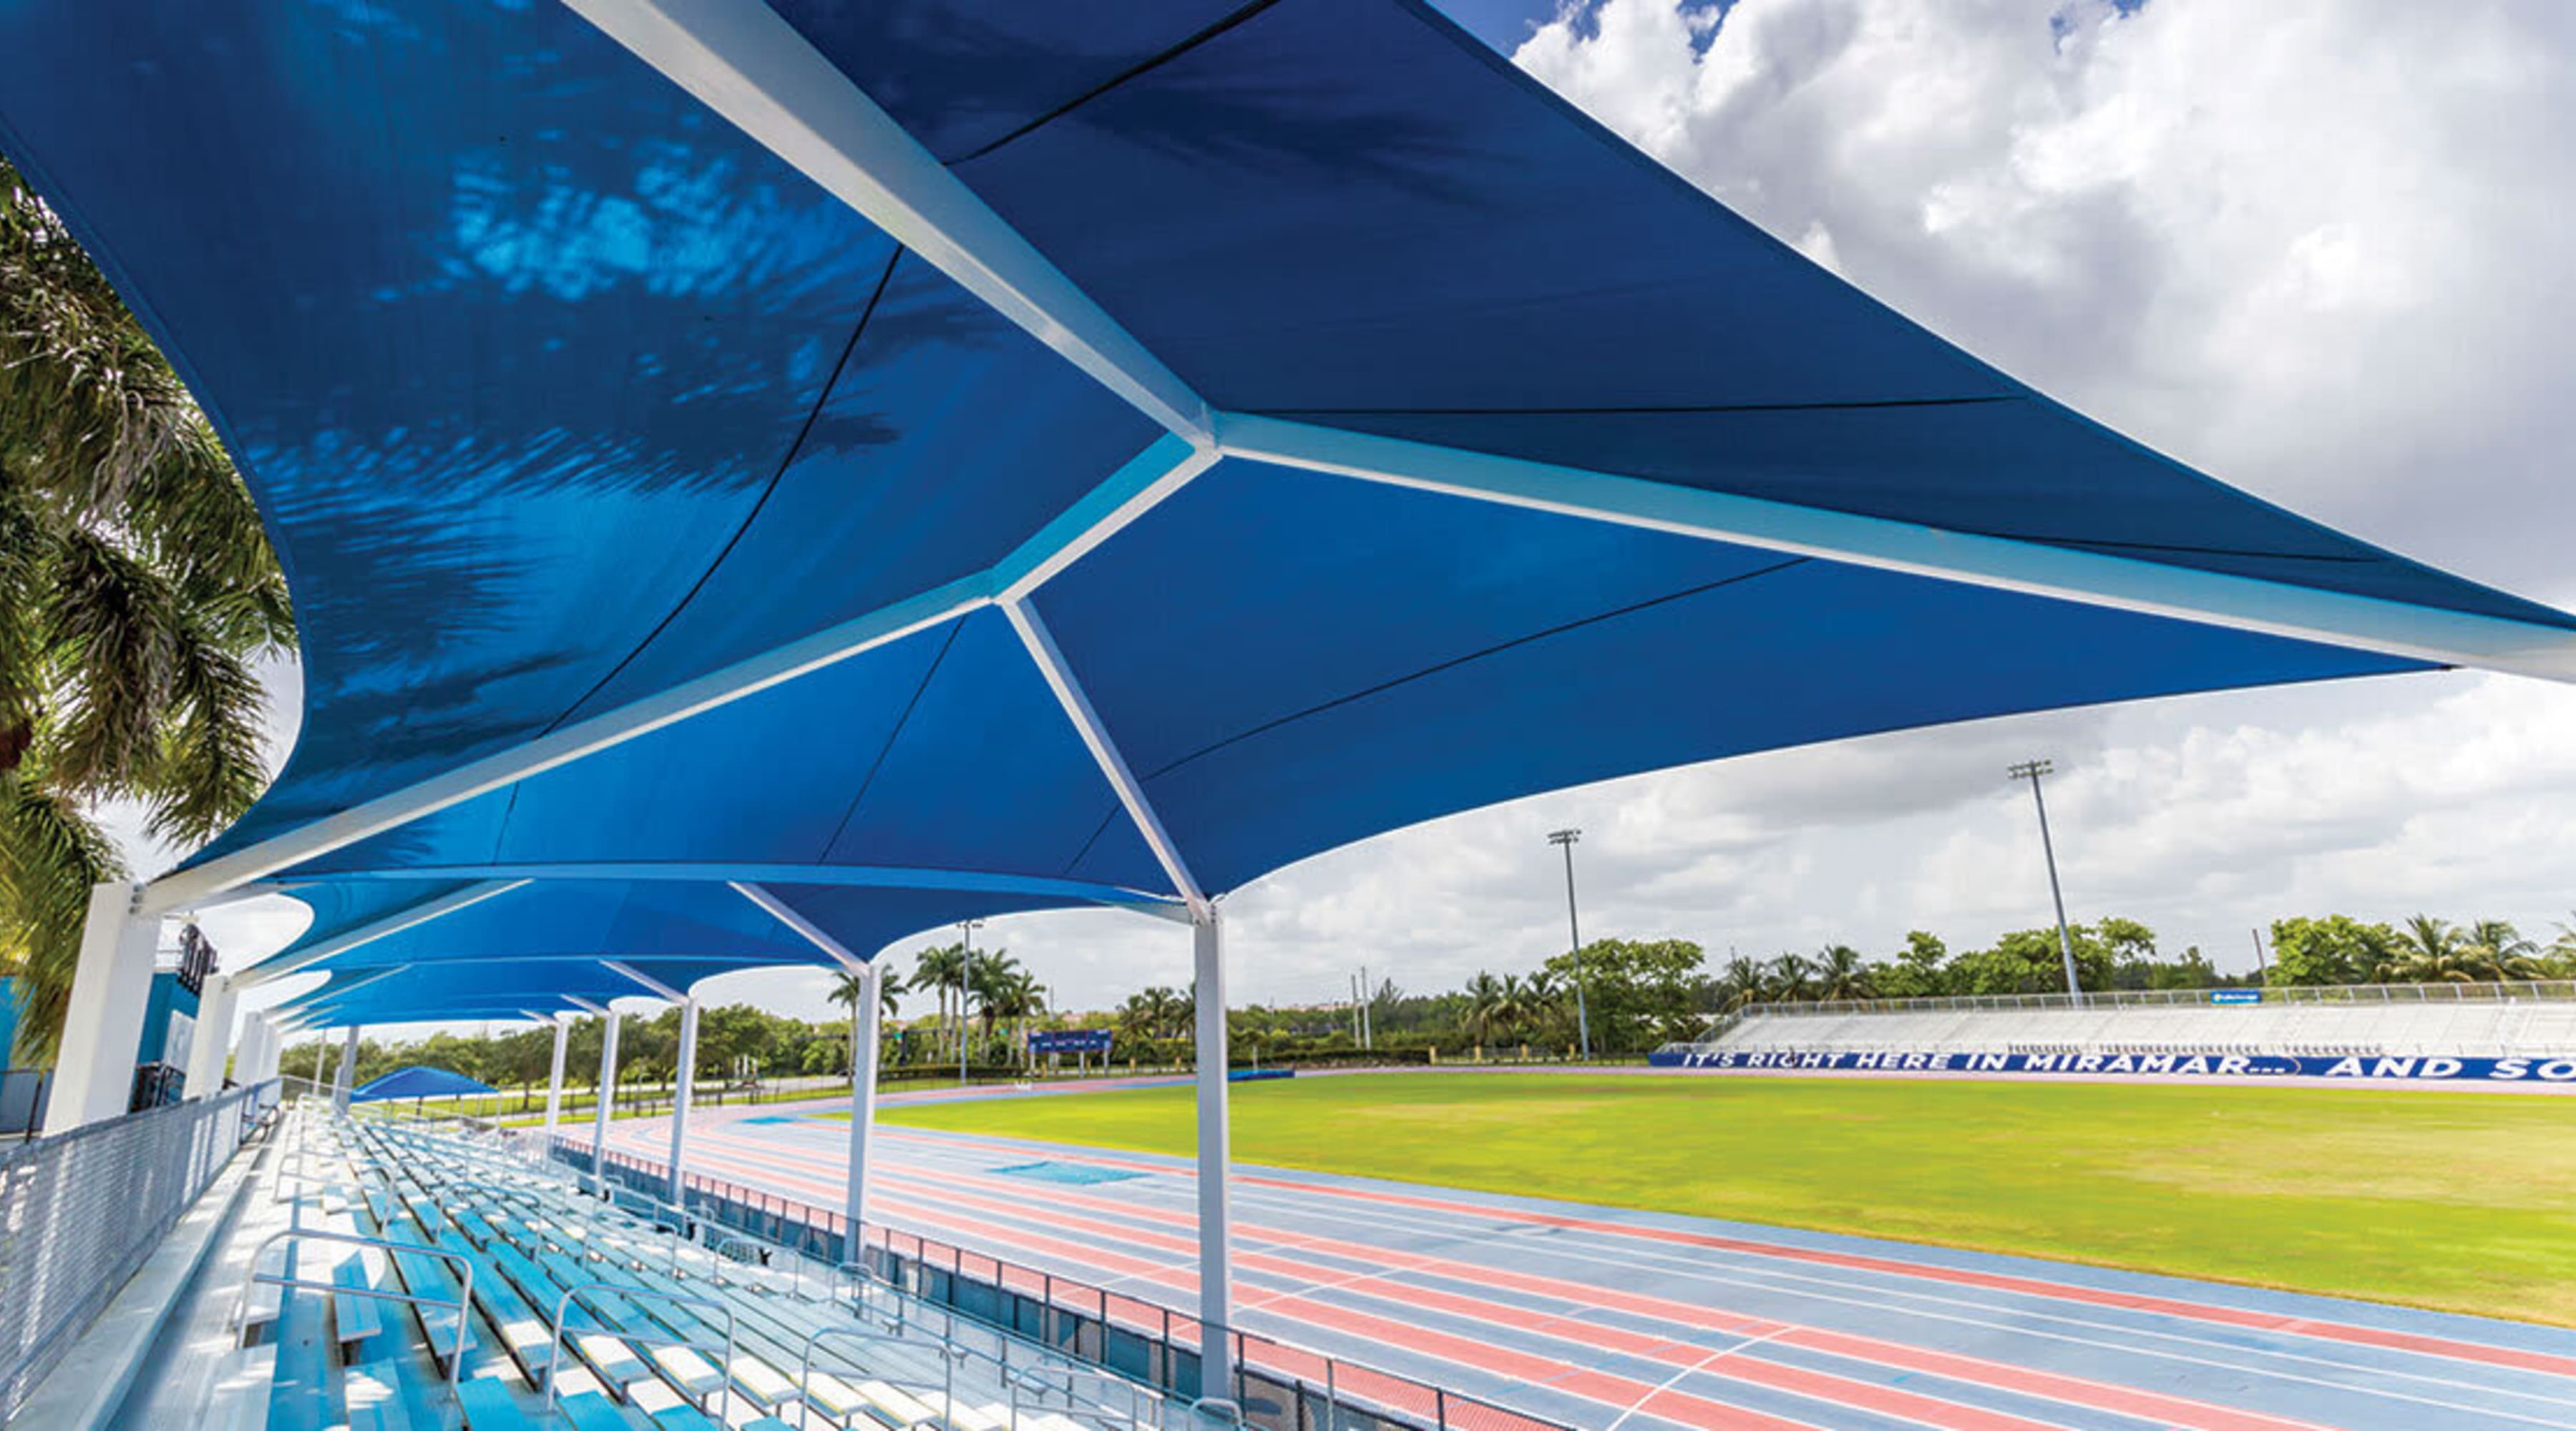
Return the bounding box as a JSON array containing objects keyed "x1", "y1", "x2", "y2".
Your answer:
[
  {"x1": 352, "y1": 1066, "x2": 499, "y2": 1103},
  {"x1": 1, "y1": 0, "x2": 2569, "y2": 1025}
]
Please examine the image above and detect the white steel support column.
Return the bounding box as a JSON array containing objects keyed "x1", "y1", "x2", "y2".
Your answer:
[
  {"x1": 590, "y1": 1009, "x2": 623, "y2": 1196},
  {"x1": 254, "y1": 1017, "x2": 280, "y2": 1083},
  {"x1": 542, "y1": 1015, "x2": 572, "y2": 1146},
  {"x1": 45, "y1": 883, "x2": 162, "y2": 1131},
  {"x1": 231, "y1": 1013, "x2": 266, "y2": 1094},
  {"x1": 186, "y1": 975, "x2": 239, "y2": 1099},
  {"x1": 846, "y1": 961, "x2": 882, "y2": 1265},
  {"x1": 668, "y1": 996, "x2": 700, "y2": 1204},
  {"x1": 1191, "y1": 908, "x2": 1234, "y2": 1404},
  {"x1": 334, "y1": 1024, "x2": 361, "y2": 1111}
]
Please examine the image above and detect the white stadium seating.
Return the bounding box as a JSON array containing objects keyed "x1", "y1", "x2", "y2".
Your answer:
[{"x1": 1695, "y1": 997, "x2": 2576, "y2": 1062}]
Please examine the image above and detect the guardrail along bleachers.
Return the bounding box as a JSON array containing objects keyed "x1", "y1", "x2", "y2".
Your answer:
[
  {"x1": 1694, "y1": 997, "x2": 2576, "y2": 1062},
  {"x1": 190, "y1": 1100, "x2": 1173, "y2": 1431}
]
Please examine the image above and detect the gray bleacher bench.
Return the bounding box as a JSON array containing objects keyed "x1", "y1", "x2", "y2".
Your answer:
[{"x1": 202, "y1": 1344, "x2": 279, "y2": 1431}]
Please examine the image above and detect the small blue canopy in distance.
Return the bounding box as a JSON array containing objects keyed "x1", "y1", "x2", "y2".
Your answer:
[
  {"x1": 1, "y1": 1, "x2": 2566, "y2": 1022},
  {"x1": 351, "y1": 1066, "x2": 499, "y2": 1103}
]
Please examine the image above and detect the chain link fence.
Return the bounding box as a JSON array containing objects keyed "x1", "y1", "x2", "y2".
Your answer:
[{"x1": 0, "y1": 1080, "x2": 272, "y2": 1418}]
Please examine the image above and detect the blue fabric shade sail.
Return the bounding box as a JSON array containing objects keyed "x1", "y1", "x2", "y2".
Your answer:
[
  {"x1": 351, "y1": 1067, "x2": 499, "y2": 1103},
  {"x1": 1, "y1": 1, "x2": 2566, "y2": 1023}
]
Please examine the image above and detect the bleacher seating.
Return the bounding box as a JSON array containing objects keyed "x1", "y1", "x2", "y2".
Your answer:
[
  {"x1": 175, "y1": 1100, "x2": 1169, "y2": 1430},
  {"x1": 1692, "y1": 997, "x2": 2576, "y2": 1063}
]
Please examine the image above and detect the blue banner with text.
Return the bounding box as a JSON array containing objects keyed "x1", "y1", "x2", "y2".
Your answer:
[
  {"x1": 1648, "y1": 1048, "x2": 2576, "y2": 1082},
  {"x1": 1030, "y1": 1030, "x2": 1113, "y2": 1055}
]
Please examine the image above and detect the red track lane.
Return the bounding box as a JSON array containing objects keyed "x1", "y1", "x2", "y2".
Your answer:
[
  {"x1": 857, "y1": 1145, "x2": 2327, "y2": 1431},
  {"x1": 872, "y1": 1128, "x2": 2576, "y2": 1384},
  {"x1": 852, "y1": 1179, "x2": 1819, "y2": 1431},
  {"x1": 667, "y1": 1125, "x2": 2320, "y2": 1431}
]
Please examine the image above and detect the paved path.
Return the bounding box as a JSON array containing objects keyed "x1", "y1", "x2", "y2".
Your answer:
[{"x1": 605, "y1": 1098, "x2": 2576, "y2": 1431}]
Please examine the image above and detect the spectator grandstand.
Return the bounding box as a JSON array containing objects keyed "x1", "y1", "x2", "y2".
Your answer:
[
  {"x1": 1657, "y1": 983, "x2": 2576, "y2": 1071},
  {"x1": 42, "y1": 1099, "x2": 1181, "y2": 1430}
]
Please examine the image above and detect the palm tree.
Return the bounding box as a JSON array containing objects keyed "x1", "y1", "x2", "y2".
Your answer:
[
  {"x1": 1522, "y1": 969, "x2": 1563, "y2": 1044},
  {"x1": 2399, "y1": 914, "x2": 2459, "y2": 964},
  {"x1": 1814, "y1": 944, "x2": 1874, "y2": 1001},
  {"x1": 1766, "y1": 952, "x2": 1817, "y2": 1003},
  {"x1": 1713, "y1": 956, "x2": 1765, "y2": 1012},
  {"x1": 1461, "y1": 972, "x2": 1506, "y2": 1047},
  {"x1": 829, "y1": 970, "x2": 868, "y2": 1075},
  {"x1": 1, "y1": 157, "x2": 296, "y2": 1062},
  {"x1": 2384, "y1": 915, "x2": 2487, "y2": 985},
  {"x1": 2464, "y1": 919, "x2": 2542, "y2": 981},
  {"x1": 907, "y1": 943, "x2": 967, "y2": 1061}
]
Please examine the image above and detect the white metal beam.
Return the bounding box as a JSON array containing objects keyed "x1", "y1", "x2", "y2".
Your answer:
[
  {"x1": 567, "y1": 0, "x2": 1212, "y2": 444},
  {"x1": 285, "y1": 965, "x2": 403, "y2": 1017},
  {"x1": 273, "y1": 861, "x2": 1178, "y2": 912},
  {"x1": 602, "y1": 960, "x2": 687, "y2": 1002},
  {"x1": 234, "y1": 879, "x2": 531, "y2": 987},
  {"x1": 992, "y1": 436, "x2": 1224, "y2": 604},
  {"x1": 1219, "y1": 414, "x2": 2576, "y2": 683},
  {"x1": 729, "y1": 882, "x2": 869, "y2": 973},
  {"x1": 142, "y1": 579, "x2": 987, "y2": 914},
  {"x1": 1002, "y1": 600, "x2": 1208, "y2": 914}
]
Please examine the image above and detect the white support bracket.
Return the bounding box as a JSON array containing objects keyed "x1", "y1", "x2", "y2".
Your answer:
[
  {"x1": 729, "y1": 881, "x2": 870, "y2": 973},
  {"x1": 235, "y1": 879, "x2": 531, "y2": 987},
  {"x1": 600, "y1": 960, "x2": 687, "y2": 1003},
  {"x1": 282, "y1": 964, "x2": 404, "y2": 1018},
  {"x1": 1002, "y1": 600, "x2": 1209, "y2": 916}
]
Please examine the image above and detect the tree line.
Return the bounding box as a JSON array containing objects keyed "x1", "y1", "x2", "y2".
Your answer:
[{"x1": 286, "y1": 909, "x2": 2576, "y2": 1083}]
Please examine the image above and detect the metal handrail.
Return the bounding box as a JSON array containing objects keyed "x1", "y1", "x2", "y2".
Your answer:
[
  {"x1": 543, "y1": 1279, "x2": 738, "y2": 1419},
  {"x1": 1008, "y1": 1358, "x2": 1166, "y2": 1430},
  {"x1": 797, "y1": 1324, "x2": 967, "y2": 1431},
  {"x1": 228, "y1": 1228, "x2": 474, "y2": 1397}
]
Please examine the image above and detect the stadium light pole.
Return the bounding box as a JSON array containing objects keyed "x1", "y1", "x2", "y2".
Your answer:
[
  {"x1": 2008, "y1": 759, "x2": 2085, "y2": 1008},
  {"x1": 1548, "y1": 829, "x2": 1592, "y2": 1060},
  {"x1": 957, "y1": 917, "x2": 985, "y2": 1088}
]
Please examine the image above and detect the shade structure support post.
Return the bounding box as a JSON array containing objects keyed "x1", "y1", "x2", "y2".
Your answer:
[
  {"x1": 334, "y1": 1025, "x2": 361, "y2": 1112},
  {"x1": 542, "y1": 1015, "x2": 572, "y2": 1146},
  {"x1": 846, "y1": 961, "x2": 881, "y2": 1265},
  {"x1": 591, "y1": 1008, "x2": 623, "y2": 1197},
  {"x1": 187, "y1": 975, "x2": 239, "y2": 1100},
  {"x1": 230, "y1": 1012, "x2": 265, "y2": 1095},
  {"x1": 44, "y1": 883, "x2": 162, "y2": 1132},
  {"x1": 1191, "y1": 907, "x2": 1234, "y2": 1406},
  {"x1": 248, "y1": 1017, "x2": 280, "y2": 1086},
  {"x1": 668, "y1": 995, "x2": 700, "y2": 1204}
]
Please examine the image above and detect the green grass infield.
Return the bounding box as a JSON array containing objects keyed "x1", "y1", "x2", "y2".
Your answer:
[{"x1": 878, "y1": 1070, "x2": 2576, "y2": 1324}]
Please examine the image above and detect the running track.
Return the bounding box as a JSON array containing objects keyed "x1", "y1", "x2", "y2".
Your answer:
[{"x1": 603, "y1": 1098, "x2": 2576, "y2": 1431}]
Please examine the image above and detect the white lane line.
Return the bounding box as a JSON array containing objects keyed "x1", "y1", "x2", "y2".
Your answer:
[{"x1": 857, "y1": 1129, "x2": 2576, "y2": 1422}]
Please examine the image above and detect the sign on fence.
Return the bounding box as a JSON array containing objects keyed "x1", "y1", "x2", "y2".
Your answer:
[
  {"x1": 1648, "y1": 1048, "x2": 2576, "y2": 1083},
  {"x1": 1030, "y1": 1030, "x2": 1113, "y2": 1055},
  {"x1": 2210, "y1": 990, "x2": 2263, "y2": 1005}
]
